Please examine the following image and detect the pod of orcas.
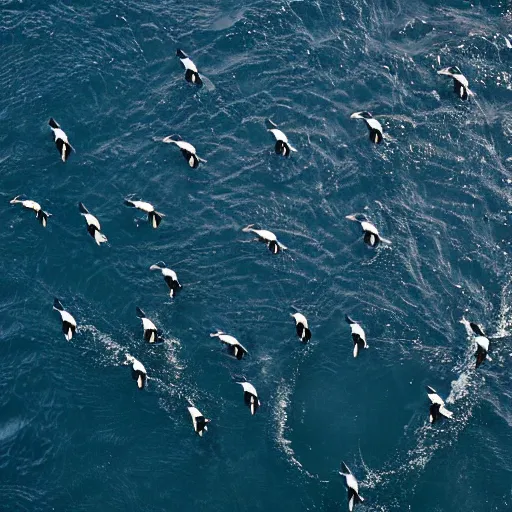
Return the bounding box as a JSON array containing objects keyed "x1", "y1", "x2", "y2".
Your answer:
[{"x1": 14, "y1": 50, "x2": 486, "y2": 511}]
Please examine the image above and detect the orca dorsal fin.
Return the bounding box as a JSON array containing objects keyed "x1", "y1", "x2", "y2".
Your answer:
[
  {"x1": 470, "y1": 322, "x2": 486, "y2": 337},
  {"x1": 78, "y1": 202, "x2": 89, "y2": 215},
  {"x1": 345, "y1": 315, "x2": 357, "y2": 325},
  {"x1": 53, "y1": 298, "x2": 64, "y2": 311},
  {"x1": 265, "y1": 118, "x2": 278, "y2": 130}
]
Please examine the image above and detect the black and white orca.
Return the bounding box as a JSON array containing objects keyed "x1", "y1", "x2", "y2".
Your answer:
[
  {"x1": 426, "y1": 386, "x2": 453, "y2": 423},
  {"x1": 350, "y1": 111, "x2": 383, "y2": 144},
  {"x1": 53, "y1": 298, "x2": 77, "y2": 341},
  {"x1": 242, "y1": 224, "x2": 287, "y2": 254},
  {"x1": 124, "y1": 198, "x2": 164, "y2": 228},
  {"x1": 78, "y1": 203, "x2": 107, "y2": 245},
  {"x1": 187, "y1": 406, "x2": 210, "y2": 436},
  {"x1": 339, "y1": 462, "x2": 365, "y2": 512},
  {"x1": 10, "y1": 195, "x2": 51, "y2": 227},
  {"x1": 345, "y1": 315, "x2": 368, "y2": 358},
  {"x1": 126, "y1": 355, "x2": 147, "y2": 389},
  {"x1": 266, "y1": 119, "x2": 297, "y2": 157},
  {"x1": 136, "y1": 307, "x2": 159, "y2": 343},
  {"x1": 238, "y1": 381, "x2": 260, "y2": 415},
  {"x1": 149, "y1": 262, "x2": 182, "y2": 298},
  {"x1": 162, "y1": 135, "x2": 206, "y2": 168},
  {"x1": 291, "y1": 313, "x2": 311, "y2": 343},
  {"x1": 210, "y1": 330, "x2": 248, "y2": 360},
  {"x1": 438, "y1": 66, "x2": 473, "y2": 100},
  {"x1": 469, "y1": 322, "x2": 492, "y2": 369},
  {"x1": 345, "y1": 213, "x2": 391, "y2": 248},
  {"x1": 176, "y1": 49, "x2": 202, "y2": 85},
  {"x1": 48, "y1": 118, "x2": 74, "y2": 162}
]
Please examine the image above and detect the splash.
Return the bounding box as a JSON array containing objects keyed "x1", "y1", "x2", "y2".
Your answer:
[
  {"x1": 273, "y1": 378, "x2": 314, "y2": 476},
  {"x1": 78, "y1": 324, "x2": 126, "y2": 365}
]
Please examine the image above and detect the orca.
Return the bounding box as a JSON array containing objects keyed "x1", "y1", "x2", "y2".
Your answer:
[
  {"x1": 242, "y1": 224, "x2": 287, "y2": 254},
  {"x1": 469, "y1": 322, "x2": 492, "y2": 369},
  {"x1": 291, "y1": 313, "x2": 311, "y2": 343},
  {"x1": 78, "y1": 202, "x2": 107, "y2": 245},
  {"x1": 426, "y1": 386, "x2": 453, "y2": 423},
  {"x1": 124, "y1": 198, "x2": 164, "y2": 228},
  {"x1": 210, "y1": 331, "x2": 248, "y2": 360},
  {"x1": 126, "y1": 355, "x2": 147, "y2": 389},
  {"x1": 53, "y1": 298, "x2": 77, "y2": 341},
  {"x1": 48, "y1": 118, "x2": 74, "y2": 162},
  {"x1": 162, "y1": 135, "x2": 206, "y2": 168},
  {"x1": 149, "y1": 262, "x2": 182, "y2": 298},
  {"x1": 136, "y1": 307, "x2": 159, "y2": 343},
  {"x1": 350, "y1": 111, "x2": 383, "y2": 144},
  {"x1": 176, "y1": 49, "x2": 203, "y2": 85},
  {"x1": 187, "y1": 406, "x2": 210, "y2": 436},
  {"x1": 10, "y1": 195, "x2": 51, "y2": 227},
  {"x1": 345, "y1": 213, "x2": 391, "y2": 248},
  {"x1": 266, "y1": 119, "x2": 297, "y2": 157},
  {"x1": 237, "y1": 381, "x2": 260, "y2": 415},
  {"x1": 340, "y1": 462, "x2": 365, "y2": 512},
  {"x1": 438, "y1": 66, "x2": 473, "y2": 100},
  {"x1": 345, "y1": 315, "x2": 368, "y2": 358}
]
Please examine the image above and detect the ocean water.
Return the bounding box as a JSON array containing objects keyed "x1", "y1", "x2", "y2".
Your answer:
[{"x1": 1, "y1": 0, "x2": 511, "y2": 510}]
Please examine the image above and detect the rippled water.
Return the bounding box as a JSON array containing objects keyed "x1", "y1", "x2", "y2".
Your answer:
[{"x1": 1, "y1": 0, "x2": 511, "y2": 510}]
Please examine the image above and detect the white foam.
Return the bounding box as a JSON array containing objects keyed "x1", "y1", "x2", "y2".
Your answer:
[
  {"x1": 79, "y1": 324, "x2": 126, "y2": 365},
  {"x1": 272, "y1": 379, "x2": 316, "y2": 479}
]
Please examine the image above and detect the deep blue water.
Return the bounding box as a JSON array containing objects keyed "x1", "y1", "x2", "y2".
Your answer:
[{"x1": 1, "y1": 0, "x2": 512, "y2": 510}]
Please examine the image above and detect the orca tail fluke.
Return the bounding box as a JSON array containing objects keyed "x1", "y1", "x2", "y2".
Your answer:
[
  {"x1": 136, "y1": 307, "x2": 146, "y2": 319},
  {"x1": 48, "y1": 118, "x2": 60, "y2": 129},
  {"x1": 242, "y1": 224, "x2": 255, "y2": 233},
  {"x1": 162, "y1": 134, "x2": 180, "y2": 144},
  {"x1": 426, "y1": 385, "x2": 437, "y2": 394},
  {"x1": 124, "y1": 199, "x2": 135, "y2": 208},
  {"x1": 176, "y1": 49, "x2": 188, "y2": 59}
]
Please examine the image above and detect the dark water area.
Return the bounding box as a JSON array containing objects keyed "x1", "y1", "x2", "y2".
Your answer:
[{"x1": 1, "y1": 0, "x2": 511, "y2": 510}]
